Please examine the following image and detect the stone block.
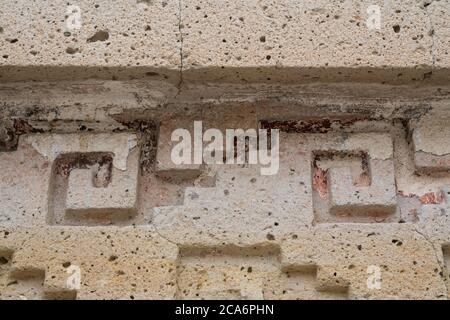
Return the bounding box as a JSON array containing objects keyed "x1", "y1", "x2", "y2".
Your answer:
[
  {"x1": 0, "y1": 0, "x2": 180, "y2": 82},
  {"x1": 412, "y1": 116, "x2": 450, "y2": 172},
  {"x1": 182, "y1": 0, "x2": 434, "y2": 82}
]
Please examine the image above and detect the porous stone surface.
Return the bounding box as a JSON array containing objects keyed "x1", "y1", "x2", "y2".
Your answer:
[
  {"x1": 181, "y1": 0, "x2": 441, "y2": 83},
  {"x1": 0, "y1": 0, "x2": 181, "y2": 82},
  {"x1": 1, "y1": 0, "x2": 450, "y2": 301},
  {"x1": 156, "y1": 118, "x2": 203, "y2": 179},
  {"x1": 427, "y1": 0, "x2": 450, "y2": 68},
  {"x1": 412, "y1": 114, "x2": 450, "y2": 172},
  {"x1": 1, "y1": 0, "x2": 449, "y2": 83},
  {"x1": 2, "y1": 111, "x2": 450, "y2": 300}
]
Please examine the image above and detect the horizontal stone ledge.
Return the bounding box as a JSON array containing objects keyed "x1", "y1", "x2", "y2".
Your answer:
[
  {"x1": 1, "y1": 65, "x2": 450, "y2": 85},
  {"x1": 0, "y1": 65, "x2": 180, "y2": 83},
  {"x1": 181, "y1": 65, "x2": 450, "y2": 85},
  {"x1": 0, "y1": 0, "x2": 181, "y2": 74}
]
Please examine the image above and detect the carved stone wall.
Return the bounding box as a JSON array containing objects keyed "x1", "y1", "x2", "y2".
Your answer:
[{"x1": 1, "y1": 0, "x2": 450, "y2": 300}]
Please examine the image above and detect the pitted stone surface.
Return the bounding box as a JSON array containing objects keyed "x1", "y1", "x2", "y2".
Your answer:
[
  {"x1": 181, "y1": 0, "x2": 436, "y2": 82},
  {"x1": 312, "y1": 133, "x2": 396, "y2": 218},
  {"x1": 0, "y1": 0, "x2": 180, "y2": 81},
  {"x1": 427, "y1": 0, "x2": 450, "y2": 68},
  {"x1": 0, "y1": 133, "x2": 140, "y2": 227},
  {"x1": 26, "y1": 133, "x2": 138, "y2": 171},
  {"x1": 412, "y1": 115, "x2": 450, "y2": 172},
  {"x1": 2, "y1": 116, "x2": 450, "y2": 299},
  {"x1": 2, "y1": 0, "x2": 450, "y2": 301},
  {"x1": 2, "y1": 100, "x2": 450, "y2": 300},
  {"x1": 1, "y1": 0, "x2": 448, "y2": 83},
  {"x1": 64, "y1": 154, "x2": 139, "y2": 220},
  {"x1": 0, "y1": 227, "x2": 178, "y2": 299}
]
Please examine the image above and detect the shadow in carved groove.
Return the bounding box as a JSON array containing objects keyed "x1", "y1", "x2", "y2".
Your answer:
[
  {"x1": 1, "y1": 248, "x2": 76, "y2": 300},
  {"x1": 312, "y1": 150, "x2": 398, "y2": 224},
  {"x1": 442, "y1": 245, "x2": 450, "y2": 298},
  {"x1": 176, "y1": 244, "x2": 348, "y2": 300},
  {"x1": 47, "y1": 152, "x2": 138, "y2": 226},
  {"x1": 6, "y1": 268, "x2": 76, "y2": 300}
]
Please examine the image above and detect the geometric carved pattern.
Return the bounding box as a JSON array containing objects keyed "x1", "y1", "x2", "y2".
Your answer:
[
  {"x1": 38, "y1": 133, "x2": 140, "y2": 225},
  {"x1": 2, "y1": 268, "x2": 76, "y2": 300},
  {"x1": 176, "y1": 245, "x2": 348, "y2": 300},
  {"x1": 308, "y1": 133, "x2": 397, "y2": 223}
]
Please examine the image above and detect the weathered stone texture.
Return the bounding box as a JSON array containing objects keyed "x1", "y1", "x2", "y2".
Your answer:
[
  {"x1": 0, "y1": 0, "x2": 181, "y2": 81},
  {"x1": 2, "y1": 115, "x2": 450, "y2": 299},
  {"x1": 181, "y1": 0, "x2": 439, "y2": 82},
  {"x1": 427, "y1": 0, "x2": 450, "y2": 68},
  {"x1": 1, "y1": 0, "x2": 449, "y2": 83},
  {"x1": 1, "y1": 0, "x2": 450, "y2": 301}
]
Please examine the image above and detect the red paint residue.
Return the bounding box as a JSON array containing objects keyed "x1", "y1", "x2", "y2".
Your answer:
[
  {"x1": 355, "y1": 171, "x2": 371, "y2": 187},
  {"x1": 397, "y1": 190, "x2": 414, "y2": 198},
  {"x1": 312, "y1": 166, "x2": 328, "y2": 199},
  {"x1": 419, "y1": 191, "x2": 445, "y2": 204}
]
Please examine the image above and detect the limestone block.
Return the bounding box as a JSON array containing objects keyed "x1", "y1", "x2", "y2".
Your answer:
[
  {"x1": 202, "y1": 106, "x2": 258, "y2": 161},
  {"x1": 0, "y1": 227, "x2": 179, "y2": 300},
  {"x1": 156, "y1": 108, "x2": 258, "y2": 176},
  {"x1": 327, "y1": 160, "x2": 396, "y2": 216},
  {"x1": 416, "y1": 191, "x2": 450, "y2": 290},
  {"x1": 0, "y1": 137, "x2": 52, "y2": 226},
  {"x1": 326, "y1": 154, "x2": 397, "y2": 216},
  {"x1": 182, "y1": 0, "x2": 434, "y2": 82},
  {"x1": 0, "y1": 0, "x2": 180, "y2": 81},
  {"x1": 281, "y1": 224, "x2": 447, "y2": 299},
  {"x1": 153, "y1": 160, "x2": 314, "y2": 242},
  {"x1": 394, "y1": 117, "x2": 450, "y2": 202},
  {"x1": 4, "y1": 110, "x2": 450, "y2": 300},
  {"x1": 153, "y1": 132, "x2": 400, "y2": 249},
  {"x1": 176, "y1": 245, "x2": 346, "y2": 300}
]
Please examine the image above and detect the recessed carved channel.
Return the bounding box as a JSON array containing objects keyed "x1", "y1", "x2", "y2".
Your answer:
[
  {"x1": 47, "y1": 152, "x2": 138, "y2": 226},
  {"x1": 176, "y1": 245, "x2": 348, "y2": 300},
  {"x1": 312, "y1": 149, "x2": 397, "y2": 223}
]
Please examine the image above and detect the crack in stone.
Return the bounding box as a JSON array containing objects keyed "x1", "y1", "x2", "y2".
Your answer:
[
  {"x1": 423, "y1": 1, "x2": 437, "y2": 67},
  {"x1": 150, "y1": 223, "x2": 180, "y2": 248},
  {"x1": 177, "y1": 0, "x2": 184, "y2": 93},
  {"x1": 414, "y1": 226, "x2": 448, "y2": 297}
]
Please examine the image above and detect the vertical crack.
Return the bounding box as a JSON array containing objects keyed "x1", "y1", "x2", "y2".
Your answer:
[
  {"x1": 423, "y1": 1, "x2": 437, "y2": 67},
  {"x1": 415, "y1": 227, "x2": 448, "y2": 297},
  {"x1": 177, "y1": 0, "x2": 184, "y2": 92}
]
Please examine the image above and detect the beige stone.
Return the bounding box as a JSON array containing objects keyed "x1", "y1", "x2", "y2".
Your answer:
[
  {"x1": 412, "y1": 115, "x2": 450, "y2": 172},
  {"x1": 156, "y1": 118, "x2": 203, "y2": 180},
  {"x1": 0, "y1": 0, "x2": 181, "y2": 82},
  {"x1": 427, "y1": 0, "x2": 450, "y2": 68},
  {"x1": 182, "y1": 0, "x2": 436, "y2": 83},
  {"x1": 2, "y1": 0, "x2": 450, "y2": 302}
]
